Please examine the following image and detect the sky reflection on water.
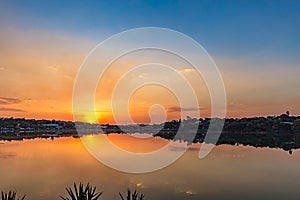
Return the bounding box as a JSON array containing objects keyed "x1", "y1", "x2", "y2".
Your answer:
[{"x1": 0, "y1": 134, "x2": 300, "y2": 200}]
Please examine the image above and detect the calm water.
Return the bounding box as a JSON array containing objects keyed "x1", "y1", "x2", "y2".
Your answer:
[{"x1": 0, "y1": 134, "x2": 300, "y2": 200}]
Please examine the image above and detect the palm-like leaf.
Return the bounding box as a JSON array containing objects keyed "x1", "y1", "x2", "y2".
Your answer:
[
  {"x1": 119, "y1": 189, "x2": 145, "y2": 200},
  {"x1": 60, "y1": 182, "x2": 102, "y2": 200},
  {"x1": 1, "y1": 191, "x2": 25, "y2": 200}
]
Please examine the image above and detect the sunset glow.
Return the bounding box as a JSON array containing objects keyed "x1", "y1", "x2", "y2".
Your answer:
[{"x1": 0, "y1": 1, "x2": 299, "y2": 123}]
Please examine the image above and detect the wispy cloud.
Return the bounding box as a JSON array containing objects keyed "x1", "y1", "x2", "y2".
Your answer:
[
  {"x1": 167, "y1": 106, "x2": 204, "y2": 112},
  {"x1": 0, "y1": 107, "x2": 25, "y2": 112},
  {"x1": 177, "y1": 68, "x2": 195, "y2": 74},
  {"x1": 48, "y1": 65, "x2": 61, "y2": 71},
  {"x1": 0, "y1": 97, "x2": 21, "y2": 105}
]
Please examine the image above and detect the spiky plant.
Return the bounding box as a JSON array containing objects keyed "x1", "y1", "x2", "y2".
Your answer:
[
  {"x1": 119, "y1": 189, "x2": 145, "y2": 200},
  {"x1": 1, "y1": 191, "x2": 25, "y2": 200},
  {"x1": 60, "y1": 182, "x2": 102, "y2": 200}
]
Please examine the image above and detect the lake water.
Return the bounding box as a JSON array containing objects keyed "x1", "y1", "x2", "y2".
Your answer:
[{"x1": 0, "y1": 134, "x2": 300, "y2": 200}]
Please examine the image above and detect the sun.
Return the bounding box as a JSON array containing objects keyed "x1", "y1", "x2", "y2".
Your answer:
[{"x1": 84, "y1": 113, "x2": 98, "y2": 124}]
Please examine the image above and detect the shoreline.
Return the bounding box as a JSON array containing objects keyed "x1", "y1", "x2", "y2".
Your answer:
[
  {"x1": 1, "y1": 114, "x2": 300, "y2": 152},
  {"x1": 0, "y1": 130, "x2": 298, "y2": 154}
]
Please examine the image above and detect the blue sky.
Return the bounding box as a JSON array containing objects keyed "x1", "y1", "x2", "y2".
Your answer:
[{"x1": 1, "y1": 0, "x2": 299, "y2": 59}]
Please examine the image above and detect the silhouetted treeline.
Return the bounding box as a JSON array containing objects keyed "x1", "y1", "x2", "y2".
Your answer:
[{"x1": 1, "y1": 113, "x2": 300, "y2": 152}]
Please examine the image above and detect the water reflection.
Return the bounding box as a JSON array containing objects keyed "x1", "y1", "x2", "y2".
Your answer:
[{"x1": 0, "y1": 134, "x2": 300, "y2": 200}]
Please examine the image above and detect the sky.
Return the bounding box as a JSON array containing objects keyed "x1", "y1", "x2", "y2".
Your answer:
[{"x1": 0, "y1": 0, "x2": 299, "y2": 123}]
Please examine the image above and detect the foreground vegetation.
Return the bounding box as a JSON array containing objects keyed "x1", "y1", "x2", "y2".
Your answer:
[
  {"x1": 1, "y1": 191, "x2": 25, "y2": 200},
  {"x1": 60, "y1": 183, "x2": 102, "y2": 200},
  {"x1": 1, "y1": 183, "x2": 144, "y2": 200}
]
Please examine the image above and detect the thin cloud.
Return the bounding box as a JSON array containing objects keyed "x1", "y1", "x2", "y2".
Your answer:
[
  {"x1": 0, "y1": 97, "x2": 22, "y2": 105},
  {"x1": 48, "y1": 65, "x2": 61, "y2": 71},
  {"x1": 0, "y1": 107, "x2": 26, "y2": 112},
  {"x1": 168, "y1": 106, "x2": 204, "y2": 112},
  {"x1": 177, "y1": 68, "x2": 195, "y2": 74}
]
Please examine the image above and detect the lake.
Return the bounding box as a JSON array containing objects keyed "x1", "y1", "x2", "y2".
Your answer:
[{"x1": 0, "y1": 134, "x2": 300, "y2": 200}]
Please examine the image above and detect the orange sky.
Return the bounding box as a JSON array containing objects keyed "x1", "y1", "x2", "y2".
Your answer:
[{"x1": 0, "y1": 27, "x2": 299, "y2": 123}]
